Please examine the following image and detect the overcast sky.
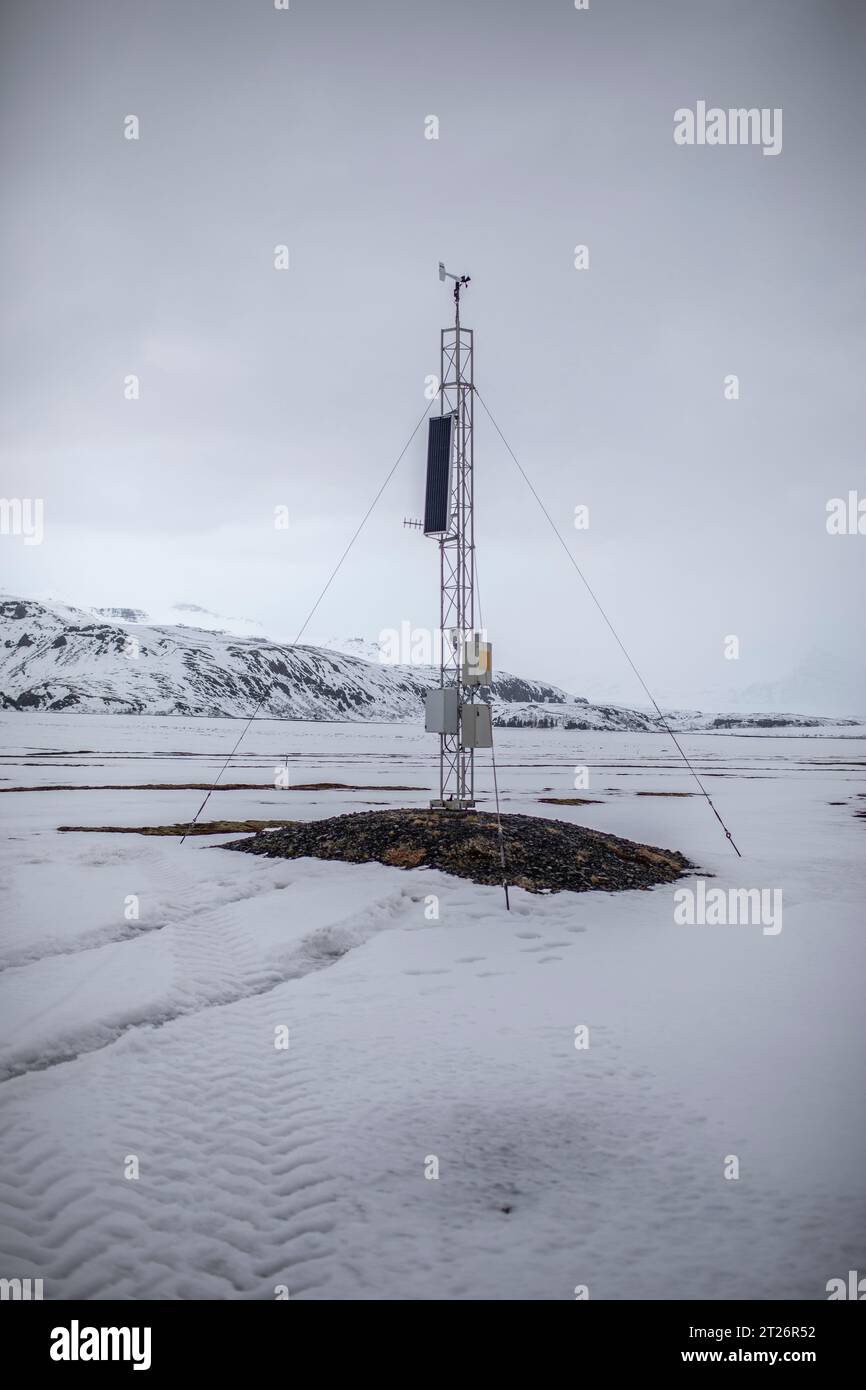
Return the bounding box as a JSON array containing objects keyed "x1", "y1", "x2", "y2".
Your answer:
[{"x1": 1, "y1": 0, "x2": 864, "y2": 714}]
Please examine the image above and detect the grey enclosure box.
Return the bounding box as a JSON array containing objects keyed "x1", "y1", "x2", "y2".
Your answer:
[
  {"x1": 423, "y1": 414, "x2": 455, "y2": 536},
  {"x1": 462, "y1": 702, "x2": 493, "y2": 748},
  {"x1": 425, "y1": 686, "x2": 459, "y2": 734}
]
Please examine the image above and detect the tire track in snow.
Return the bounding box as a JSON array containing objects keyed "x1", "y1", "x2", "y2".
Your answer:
[
  {"x1": 0, "y1": 846, "x2": 429, "y2": 1296},
  {"x1": 0, "y1": 852, "x2": 419, "y2": 1083},
  {"x1": 0, "y1": 849, "x2": 281, "y2": 973},
  {"x1": 0, "y1": 1000, "x2": 345, "y2": 1297}
]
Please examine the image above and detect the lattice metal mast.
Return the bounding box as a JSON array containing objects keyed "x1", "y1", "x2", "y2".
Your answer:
[{"x1": 436, "y1": 264, "x2": 474, "y2": 807}]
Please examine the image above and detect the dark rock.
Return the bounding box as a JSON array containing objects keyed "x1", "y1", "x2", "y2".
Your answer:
[{"x1": 222, "y1": 808, "x2": 693, "y2": 895}]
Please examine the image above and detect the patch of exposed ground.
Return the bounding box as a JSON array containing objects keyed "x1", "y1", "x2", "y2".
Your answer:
[
  {"x1": 634, "y1": 791, "x2": 696, "y2": 797},
  {"x1": 222, "y1": 808, "x2": 693, "y2": 895},
  {"x1": 58, "y1": 820, "x2": 293, "y2": 836},
  {"x1": 537, "y1": 796, "x2": 604, "y2": 806},
  {"x1": 2, "y1": 781, "x2": 425, "y2": 793}
]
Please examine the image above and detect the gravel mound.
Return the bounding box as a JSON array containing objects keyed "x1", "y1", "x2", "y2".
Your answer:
[{"x1": 222, "y1": 808, "x2": 693, "y2": 895}]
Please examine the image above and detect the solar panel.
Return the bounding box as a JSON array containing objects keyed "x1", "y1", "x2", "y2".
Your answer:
[{"x1": 423, "y1": 414, "x2": 455, "y2": 536}]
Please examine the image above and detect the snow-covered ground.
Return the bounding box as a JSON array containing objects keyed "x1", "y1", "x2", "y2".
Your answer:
[{"x1": 0, "y1": 712, "x2": 864, "y2": 1299}]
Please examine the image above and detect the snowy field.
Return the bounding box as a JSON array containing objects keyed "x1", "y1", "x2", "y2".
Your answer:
[{"x1": 1, "y1": 711, "x2": 864, "y2": 1300}]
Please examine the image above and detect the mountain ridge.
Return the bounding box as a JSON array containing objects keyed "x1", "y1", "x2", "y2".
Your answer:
[{"x1": 0, "y1": 596, "x2": 858, "y2": 732}]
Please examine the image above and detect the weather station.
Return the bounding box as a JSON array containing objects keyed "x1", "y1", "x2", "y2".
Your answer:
[
  {"x1": 185, "y1": 263, "x2": 728, "y2": 906},
  {"x1": 420, "y1": 263, "x2": 493, "y2": 810}
]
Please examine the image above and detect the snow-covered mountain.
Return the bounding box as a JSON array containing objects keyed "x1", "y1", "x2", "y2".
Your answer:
[
  {"x1": 90, "y1": 606, "x2": 149, "y2": 624},
  {"x1": 312, "y1": 635, "x2": 390, "y2": 663},
  {"x1": 0, "y1": 596, "x2": 859, "y2": 731},
  {"x1": 90, "y1": 602, "x2": 268, "y2": 640},
  {"x1": 0, "y1": 596, "x2": 574, "y2": 724}
]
